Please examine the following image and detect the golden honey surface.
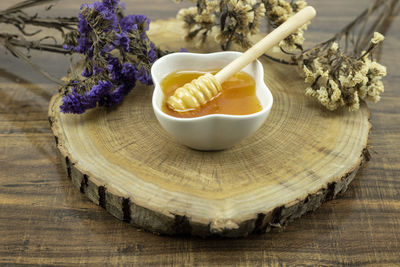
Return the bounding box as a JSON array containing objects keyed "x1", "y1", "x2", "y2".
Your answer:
[{"x1": 161, "y1": 70, "x2": 262, "y2": 118}]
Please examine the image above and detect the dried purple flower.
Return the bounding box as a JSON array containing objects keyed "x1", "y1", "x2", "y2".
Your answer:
[
  {"x1": 114, "y1": 32, "x2": 130, "y2": 52},
  {"x1": 89, "y1": 80, "x2": 114, "y2": 100},
  {"x1": 120, "y1": 62, "x2": 138, "y2": 85},
  {"x1": 60, "y1": 80, "x2": 115, "y2": 113},
  {"x1": 120, "y1": 14, "x2": 149, "y2": 32},
  {"x1": 107, "y1": 55, "x2": 123, "y2": 81},
  {"x1": 60, "y1": 91, "x2": 87, "y2": 114},
  {"x1": 148, "y1": 43, "x2": 157, "y2": 63},
  {"x1": 136, "y1": 67, "x2": 153, "y2": 85},
  {"x1": 81, "y1": 67, "x2": 92, "y2": 77},
  {"x1": 74, "y1": 36, "x2": 93, "y2": 54},
  {"x1": 93, "y1": 1, "x2": 118, "y2": 30},
  {"x1": 60, "y1": 0, "x2": 160, "y2": 114},
  {"x1": 93, "y1": 65, "x2": 103, "y2": 75}
]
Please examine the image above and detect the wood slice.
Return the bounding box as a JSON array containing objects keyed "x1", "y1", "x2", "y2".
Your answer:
[{"x1": 48, "y1": 19, "x2": 371, "y2": 237}]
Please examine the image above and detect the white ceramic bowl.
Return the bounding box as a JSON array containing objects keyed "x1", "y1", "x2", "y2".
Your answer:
[{"x1": 151, "y1": 51, "x2": 273, "y2": 150}]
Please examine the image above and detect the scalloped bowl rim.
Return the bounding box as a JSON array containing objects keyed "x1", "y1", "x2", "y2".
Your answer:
[{"x1": 151, "y1": 51, "x2": 273, "y2": 122}]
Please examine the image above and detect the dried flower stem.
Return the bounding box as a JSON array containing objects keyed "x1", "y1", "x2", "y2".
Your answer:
[
  {"x1": 1, "y1": 0, "x2": 398, "y2": 114},
  {"x1": 297, "y1": 0, "x2": 398, "y2": 111},
  {"x1": 0, "y1": 0, "x2": 57, "y2": 15},
  {"x1": 176, "y1": 0, "x2": 398, "y2": 111},
  {"x1": 0, "y1": 33, "x2": 69, "y2": 54},
  {"x1": 0, "y1": 14, "x2": 78, "y2": 34},
  {"x1": 0, "y1": 0, "x2": 74, "y2": 84},
  {"x1": 301, "y1": 0, "x2": 394, "y2": 57},
  {"x1": 1, "y1": 35, "x2": 64, "y2": 85}
]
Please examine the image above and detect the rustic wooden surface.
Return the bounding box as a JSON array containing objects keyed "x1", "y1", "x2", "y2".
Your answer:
[
  {"x1": 48, "y1": 18, "x2": 370, "y2": 238},
  {"x1": 0, "y1": 0, "x2": 399, "y2": 265}
]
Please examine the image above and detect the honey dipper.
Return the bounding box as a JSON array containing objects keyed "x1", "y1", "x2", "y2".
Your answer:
[{"x1": 167, "y1": 6, "x2": 316, "y2": 112}]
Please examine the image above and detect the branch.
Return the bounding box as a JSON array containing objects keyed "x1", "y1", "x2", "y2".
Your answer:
[
  {"x1": 0, "y1": 13, "x2": 78, "y2": 29},
  {"x1": 262, "y1": 54, "x2": 295, "y2": 65},
  {"x1": 0, "y1": 0, "x2": 59, "y2": 15},
  {"x1": 1, "y1": 36, "x2": 65, "y2": 85},
  {"x1": 0, "y1": 34, "x2": 71, "y2": 54},
  {"x1": 301, "y1": 0, "x2": 398, "y2": 58}
]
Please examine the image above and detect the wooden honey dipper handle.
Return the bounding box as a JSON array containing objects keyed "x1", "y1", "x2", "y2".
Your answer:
[
  {"x1": 214, "y1": 6, "x2": 316, "y2": 84},
  {"x1": 167, "y1": 6, "x2": 316, "y2": 112}
]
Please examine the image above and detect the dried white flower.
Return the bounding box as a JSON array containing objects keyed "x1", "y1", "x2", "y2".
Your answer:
[
  {"x1": 178, "y1": 0, "x2": 265, "y2": 49},
  {"x1": 299, "y1": 31, "x2": 387, "y2": 111},
  {"x1": 175, "y1": 0, "x2": 388, "y2": 112},
  {"x1": 265, "y1": 0, "x2": 309, "y2": 52},
  {"x1": 293, "y1": 0, "x2": 307, "y2": 11},
  {"x1": 371, "y1": 32, "x2": 385, "y2": 44},
  {"x1": 302, "y1": 65, "x2": 315, "y2": 84},
  {"x1": 369, "y1": 61, "x2": 387, "y2": 76},
  {"x1": 329, "y1": 42, "x2": 339, "y2": 53}
]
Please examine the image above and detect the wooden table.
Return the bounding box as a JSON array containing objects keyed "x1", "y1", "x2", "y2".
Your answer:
[{"x1": 1, "y1": 0, "x2": 399, "y2": 265}]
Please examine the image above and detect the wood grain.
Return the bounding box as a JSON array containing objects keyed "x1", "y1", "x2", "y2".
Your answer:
[
  {"x1": 48, "y1": 19, "x2": 370, "y2": 237},
  {"x1": 1, "y1": 0, "x2": 400, "y2": 265}
]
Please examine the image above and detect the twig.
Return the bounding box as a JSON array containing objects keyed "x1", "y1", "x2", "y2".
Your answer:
[
  {"x1": 0, "y1": 13, "x2": 78, "y2": 30},
  {"x1": 262, "y1": 54, "x2": 295, "y2": 65},
  {"x1": 1, "y1": 37, "x2": 64, "y2": 85},
  {"x1": 301, "y1": 0, "x2": 395, "y2": 58},
  {"x1": 0, "y1": 0, "x2": 59, "y2": 15},
  {"x1": 0, "y1": 0, "x2": 75, "y2": 84},
  {"x1": 0, "y1": 33, "x2": 70, "y2": 54}
]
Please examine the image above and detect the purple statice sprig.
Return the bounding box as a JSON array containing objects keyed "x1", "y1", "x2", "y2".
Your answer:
[{"x1": 60, "y1": 0, "x2": 160, "y2": 114}]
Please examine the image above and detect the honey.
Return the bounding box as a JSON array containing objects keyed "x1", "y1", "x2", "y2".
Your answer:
[{"x1": 161, "y1": 70, "x2": 262, "y2": 118}]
